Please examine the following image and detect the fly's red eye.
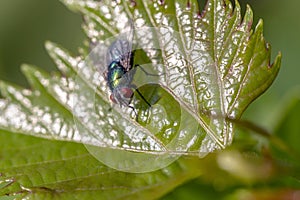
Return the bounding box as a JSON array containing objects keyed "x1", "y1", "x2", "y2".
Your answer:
[
  {"x1": 120, "y1": 88, "x2": 133, "y2": 98},
  {"x1": 110, "y1": 94, "x2": 117, "y2": 103}
]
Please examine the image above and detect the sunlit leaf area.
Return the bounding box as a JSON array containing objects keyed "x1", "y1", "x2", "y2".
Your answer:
[{"x1": 0, "y1": 0, "x2": 299, "y2": 199}]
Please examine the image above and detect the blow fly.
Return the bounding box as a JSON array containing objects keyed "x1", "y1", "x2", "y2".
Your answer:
[{"x1": 105, "y1": 21, "x2": 151, "y2": 112}]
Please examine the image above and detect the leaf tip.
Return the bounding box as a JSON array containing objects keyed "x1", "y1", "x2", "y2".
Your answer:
[
  {"x1": 20, "y1": 64, "x2": 40, "y2": 82},
  {"x1": 60, "y1": 0, "x2": 83, "y2": 12},
  {"x1": 45, "y1": 40, "x2": 55, "y2": 51},
  {"x1": 20, "y1": 63, "x2": 33, "y2": 74},
  {"x1": 59, "y1": 0, "x2": 73, "y2": 7},
  {"x1": 234, "y1": 0, "x2": 241, "y2": 10},
  {"x1": 45, "y1": 41, "x2": 60, "y2": 58},
  {"x1": 242, "y1": 4, "x2": 254, "y2": 30},
  {"x1": 0, "y1": 80, "x2": 11, "y2": 97},
  {"x1": 255, "y1": 18, "x2": 264, "y2": 32},
  {"x1": 272, "y1": 51, "x2": 282, "y2": 69}
]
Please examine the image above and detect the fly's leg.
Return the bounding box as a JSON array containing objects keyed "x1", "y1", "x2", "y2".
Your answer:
[
  {"x1": 134, "y1": 64, "x2": 164, "y2": 77},
  {"x1": 128, "y1": 105, "x2": 138, "y2": 120},
  {"x1": 129, "y1": 84, "x2": 152, "y2": 108},
  {"x1": 127, "y1": 95, "x2": 138, "y2": 117},
  {"x1": 109, "y1": 99, "x2": 138, "y2": 120},
  {"x1": 135, "y1": 88, "x2": 152, "y2": 107}
]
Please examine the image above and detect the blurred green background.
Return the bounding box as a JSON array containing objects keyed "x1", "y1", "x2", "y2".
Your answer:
[
  {"x1": 0, "y1": 0, "x2": 84, "y2": 86},
  {"x1": 0, "y1": 0, "x2": 299, "y2": 199}
]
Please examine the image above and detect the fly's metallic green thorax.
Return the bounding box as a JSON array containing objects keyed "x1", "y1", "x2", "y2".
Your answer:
[{"x1": 107, "y1": 61, "x2": 126, "y2": 91}]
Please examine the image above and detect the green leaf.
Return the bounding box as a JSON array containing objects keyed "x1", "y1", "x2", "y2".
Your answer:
[
  {"x1": 0, "y1": 0, "x2": 281, "y2": 198},
  {"x1": 271, "y1": 88, "x2": 300, "y2": 164},
  {"x1": 275, "y1": 90, "x2": 300, "y2": 153},
  {"x1": 0, "y1": 130, "x2": 202, "y2": 199},
  {"x1": 56, "y1": 0, "x2": 281, "y2": 155}
]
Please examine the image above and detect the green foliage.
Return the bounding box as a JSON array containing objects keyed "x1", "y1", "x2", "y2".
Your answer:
[
  {"x1": 275, "y1": 90, "x2": 300, "y2": 154},
  {"x1": 0, "y1": 0, "x2": 294, "y2": 199},
  {"x1": 0, "y1": 130, "x2": 203, "y2": 199}
]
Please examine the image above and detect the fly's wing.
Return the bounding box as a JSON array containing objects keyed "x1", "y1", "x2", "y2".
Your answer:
[
  {"x1": 106, "y1": 20, "x2": 135, "y2": 71},
  {"x1": 89, "y1": 41, "x2": 108, "y2": 74}
]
